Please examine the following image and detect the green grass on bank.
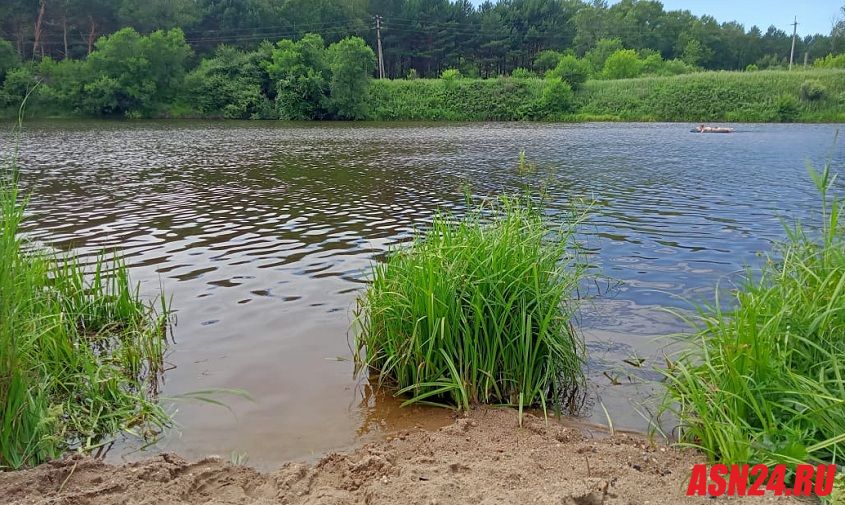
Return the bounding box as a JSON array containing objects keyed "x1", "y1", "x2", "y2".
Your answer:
[
  {"x1": 367, "y1": 69, "x2": 845, "y2": 123},
  {"x1": 661, "y1": 158, "x2": 845, "y2": 467},
  {"x1": 579, "y1": 69, "x2": 845, "y2": 122},
  {"x1": 354, "y1": 196, "x2": 588, "y2": 415},
  {"x1": 368, "y1": 78, "x2": 547, "y2": 121},
  {"x1": 0, "y1": 164, "x2": 170, "y2": 469}
]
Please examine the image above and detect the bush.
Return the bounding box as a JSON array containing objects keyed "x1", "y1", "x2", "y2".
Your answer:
[
  {"x1": 814, "y1": 53, "x2": 845, "y2": 69},
  {"x1": 533, "y1": 50, "x2": 562, "y2": 74},
  {"x1": 441, "y1": 68, "x2": 462, "y2": 80},
  {"x1": 800, "y1": 79, "x2": 827, "y2": 101},
  {"x1": 540, "y1": 77, "x2": 574, "y2": 117},
  {"x1": 775, "y1": 93, "x2": 799, "y2": 121},
  {"x1": 660, "y1": 59, "x2": 695, "y2": 76},
  {"x1": 585, "y1": 38, "x2": 624, "y2": 71},
  {"x1": 355, "y1": 196, "x2": 587, "y2": 412},
  {"x1": 661, "y1": 162, "x2": 845, "y2": 467},
  {"x1": 548, "y1": 55, "x2": 591, "y2": 89},
  {"x1": 602, "y1": 49, "x2": 644, "y2": 79},
  {"x1": 745, "y1": 63, "x2": 759, "y2": 72},
  {"x1": 511, "y1": 67, "x2": 534, "y2": 79}
]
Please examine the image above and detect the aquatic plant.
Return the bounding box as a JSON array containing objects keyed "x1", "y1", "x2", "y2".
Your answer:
[
  {"x1": 661, "y1": 154, "x2": 845, "y2": 467},
  {"x1": 0, "y1": 156, "x2": 170, "y2": 469},
  {"x1": 354, "y1": 196, "x2": 588, "y2": 416}
]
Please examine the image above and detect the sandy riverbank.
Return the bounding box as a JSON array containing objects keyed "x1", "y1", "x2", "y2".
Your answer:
[{"x1": 1, "y1": 408, "x2": 803, "y2": 504}]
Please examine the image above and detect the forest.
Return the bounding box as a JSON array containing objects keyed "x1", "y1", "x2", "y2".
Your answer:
[{"x1": 1, "y1": 0, "x2": 845, "y2": 119}]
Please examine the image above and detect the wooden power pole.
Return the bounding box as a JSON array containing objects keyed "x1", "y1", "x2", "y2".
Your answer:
[
  {"x1": 789, "y1": 16, "x2": 798, "y2": 70},
  {"x1": 375, "y1": 15, "x2": 385, "y2": 79}
]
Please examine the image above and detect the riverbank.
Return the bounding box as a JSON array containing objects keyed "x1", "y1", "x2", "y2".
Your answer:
[
  {"x1": 5, "y1": 69, "x2": 845, "y2": 123},
  {"x1": 368, "y1": 70, "x2": 845, "y2": 123},
  {"x1": 0, "y1": 408, "x2": 803, "y2": 504}
]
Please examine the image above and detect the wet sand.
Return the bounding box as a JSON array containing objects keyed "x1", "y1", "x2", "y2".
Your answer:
[{"x1": 1, "y1": 409, "x2": 803, "y2": 504}]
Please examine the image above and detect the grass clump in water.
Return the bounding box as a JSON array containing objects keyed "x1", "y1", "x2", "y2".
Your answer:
[
  {"x1": 662, "y1": 157, "x2": 845, "y2": 467},
  {"x1": 355, "y1": 196, "x2": 588, "y2": 415},
  {"x1": 0, "y1": 169, "x2": 170, "y2": 469}
]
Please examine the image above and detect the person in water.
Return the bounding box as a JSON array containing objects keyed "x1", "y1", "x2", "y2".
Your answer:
[{"x1": 696, "y1": 124, "x2": 734, "y2": 133}]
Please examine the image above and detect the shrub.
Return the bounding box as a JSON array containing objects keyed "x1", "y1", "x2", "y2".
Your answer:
[
  {"x1": 548, "y1": 55, "x2": 591, "y2": 89},
  {"x1": 775, "y1": 93, "x2": 799, "y2": 121},
  {"x1": 602, "y1": 49, "x2": 644, "y2": 79},
  {"x1": 585, "y1": 38, "x2": 623, "y2": 71},
  {"x1": 441, "y1": 68, "x2": 462, "y2": 80},
  {"x1": 355, "y1": 196, "x2": 587, "y2": 413},
  {"x1": 540, "y1": 77, "x2": 574, "y2": 117},
  {"x1": 800, "y1": 79, "x2": 827, "y2": 101},
  {"x1": 745, "y1": 63, "x2": 759, "y2": 72},
  {"x1": 533, "y1": 49, "x2": 562, "y2": 74},
  {"x1": 407, "y1": 68, "x2": 418, "y2": 80},
  {"x1": 661, "y1": 161, "x2": 845, "y2": 467},
  {"x1": 511, "y1": 67, "x2": 534, "y2": 79},
  {"x1": 640, "y1": 53, "x2": 664, "y2": 75},
  {"x1": 814, "y1": 53, "x2": 845, "y2": 69},
  {"x1": 660, "y1": 59, "x2": 695, "y2": 76}
]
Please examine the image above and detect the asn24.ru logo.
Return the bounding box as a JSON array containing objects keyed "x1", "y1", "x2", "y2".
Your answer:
[{"x1": 686, "y1": 464, "x2": 837, "y2": 497}]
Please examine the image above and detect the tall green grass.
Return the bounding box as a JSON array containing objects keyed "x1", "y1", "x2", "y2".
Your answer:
[
  {"x1": 0, "y1": 162, "x2": 170, "y2": 469},
  {"x1": 367, "y1": 69, "x2": 845, "y2": 123},
  {"x1": 354, "y1": 196, "x2": 588, "y2": 416},
  {"x1": 661, "y1": 155, "x2": 845, "y2": 466},
  {"x1": 579, "y1": 69, "x2": 845, "y2": 122}
]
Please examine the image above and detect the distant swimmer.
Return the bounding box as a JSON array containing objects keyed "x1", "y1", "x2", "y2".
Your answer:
[{"x1": 694, "y1": 124, "x2": 735, "y2": 133}]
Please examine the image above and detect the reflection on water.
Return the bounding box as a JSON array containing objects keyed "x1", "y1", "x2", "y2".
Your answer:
[{"x1": 4, "y1": 121, "x2": 842, "y2": 468}]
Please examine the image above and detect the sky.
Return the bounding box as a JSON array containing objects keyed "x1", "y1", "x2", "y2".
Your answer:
[
  {"x1": 640, "y1": 0, "x2": 842, "y2": 36},
  {"x1": 468, "y1": 1, "x2": 843, "y2": 37}
]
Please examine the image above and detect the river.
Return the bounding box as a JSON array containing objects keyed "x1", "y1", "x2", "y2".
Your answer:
[{"x1": 5, "y1": 121, "x2": 843, "y2": 468}]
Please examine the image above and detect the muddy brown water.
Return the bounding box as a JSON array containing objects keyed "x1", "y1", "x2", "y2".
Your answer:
[{"x1": 5, "y1": 121, "x2": 843, "y2": 469}]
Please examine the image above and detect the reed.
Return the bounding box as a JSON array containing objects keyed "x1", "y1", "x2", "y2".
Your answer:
[
  {"x1": 0, "y1": 161, "x2": 170, "y2": 469},
  {"x1": 661, "y1": 155, "x2": 845, "y2": 467},
  {"x1": 355, "y1": 196, "x2": 588, "y2": 415}
]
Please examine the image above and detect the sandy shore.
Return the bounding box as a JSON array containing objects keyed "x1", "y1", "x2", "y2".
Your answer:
[{"x1": 1, "y1": 409, "x2": 804, "y2": 504}]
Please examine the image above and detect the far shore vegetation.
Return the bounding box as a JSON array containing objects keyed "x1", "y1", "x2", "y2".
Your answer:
[{"x1": 2, "y1": 0, "x2": 845, "y2": 122}]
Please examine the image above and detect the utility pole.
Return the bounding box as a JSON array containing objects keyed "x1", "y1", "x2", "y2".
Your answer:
[
  {"x1": 375, "y1": 15, "x2": 385, "y2": 79},
  {"x1": 789, "y1": 16, "x2": 798, "y2": 70}
]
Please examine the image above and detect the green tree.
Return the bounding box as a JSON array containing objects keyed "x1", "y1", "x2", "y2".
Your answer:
[
  {"x1": 326, "y1": 36, "x2": 375, "y2": 120},
  {"x1": 548, "y1": 54, "x2": 591, "y2": 89},
  {"x1": 186, "y1": 45, "x2": 272, "y2": 119},
  {"x1": 84, "y1": 27, "x2": 191, "y2": 114},
  {"x1": 680, "y1": 39, "x2": 709, "y2": 67},
  {"x1": 602, "y1": 49, "x2": 644, "y2": 79},
  {"x1": 265, "y1": 34, "x2": 330, "y2": 120},
  {"x1": 118, "y1": 0, "x2": 202, "y2": 32},
  {"x1": 585, "y1": 38, "x2": 624, "y2": 72},
  {"x1": 0, "y1": 39, "x2": 19, "y2": 83},
  {"x1": 533, "y1": 49, "x2": 562, "y2": 74}
]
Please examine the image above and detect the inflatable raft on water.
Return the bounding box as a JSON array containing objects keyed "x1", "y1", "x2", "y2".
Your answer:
[{"x1": 691, "y1": 126, "x2": 735, "y2": 133}]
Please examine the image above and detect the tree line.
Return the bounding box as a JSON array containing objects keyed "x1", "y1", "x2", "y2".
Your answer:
[{"x1": 2, "y1": 0, "x2": 845, "y2": 78}]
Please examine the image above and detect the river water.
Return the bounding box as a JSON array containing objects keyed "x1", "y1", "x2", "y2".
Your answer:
[{"x1": 5, "y1": 121, "x2": 843, "y2": 468}]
